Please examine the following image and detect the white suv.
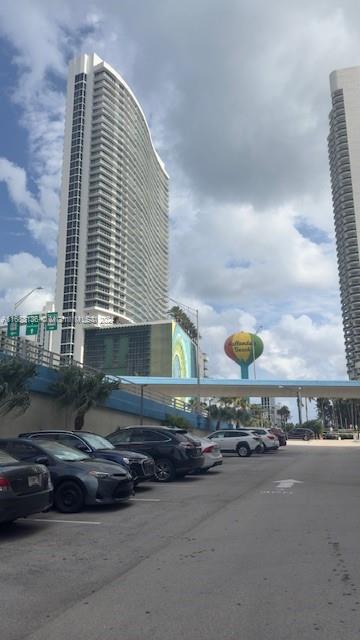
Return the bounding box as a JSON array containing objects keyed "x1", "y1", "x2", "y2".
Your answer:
[
  {"x1": 207, "y1": 429, "x2": 261, "y2": 457},
  {"x1": 244, "y1": 428, "x2": 280, "y2": 452}
]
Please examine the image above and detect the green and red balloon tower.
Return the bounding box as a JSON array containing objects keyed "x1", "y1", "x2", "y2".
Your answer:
[{"x1": 224, "y1": 331, "x2": 264, "y2": 379}]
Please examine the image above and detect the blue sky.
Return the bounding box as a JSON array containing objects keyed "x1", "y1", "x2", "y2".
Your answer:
[{"x1": 0, "y1": 0, "x2": 356, "y2": 398}]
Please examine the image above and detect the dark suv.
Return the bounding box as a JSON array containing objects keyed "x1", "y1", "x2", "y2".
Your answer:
[
  {"x1": 107, "y1": 426, "x2": 204, "y2": 482},
  {"x1": 269, "y1": 427, "x2": 287, "y2": 446},
  {"x1": 287, "y1": 428, "x2": 315, "y2": 441},
  {"x1": 19, "y1": 431, "x2": 155, "y2": 486}
]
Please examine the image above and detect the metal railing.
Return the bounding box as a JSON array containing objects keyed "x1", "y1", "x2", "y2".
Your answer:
[{"x1": 0, "y1": 332, "x2": 203, "y2": 415}]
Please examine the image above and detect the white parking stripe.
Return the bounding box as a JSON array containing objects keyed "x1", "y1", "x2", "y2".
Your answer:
[
  {"x1": 129, "y1": 498, "x2": 161, "y2": 502},
  {"x1": 27, "y1": 518, "x2": 102, "y2": 525}
]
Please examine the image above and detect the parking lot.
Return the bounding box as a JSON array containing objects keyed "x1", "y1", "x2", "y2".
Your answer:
[{"x1": 2, "y1": 443, "x2": 360, "y2": 640}]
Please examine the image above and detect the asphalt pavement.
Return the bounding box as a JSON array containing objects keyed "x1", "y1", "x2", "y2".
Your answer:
[{"x1": 1, "y1": 443, "x2": 360, "y2": 640}]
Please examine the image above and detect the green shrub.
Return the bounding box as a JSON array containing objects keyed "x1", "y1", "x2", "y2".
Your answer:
[{"x1": 163, "y1": 414, "x2": 192, "y2": 429}]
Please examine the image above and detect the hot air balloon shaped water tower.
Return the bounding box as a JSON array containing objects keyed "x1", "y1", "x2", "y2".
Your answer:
[{"x1": 224, "y1": 331, "x2": 264, "y2": 379}]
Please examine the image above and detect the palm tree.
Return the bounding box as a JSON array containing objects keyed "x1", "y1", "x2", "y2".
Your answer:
[
  {"x1": 0, "y1": 358, "x2": 36, "y2": 416},
  {"x1": 278, "y1": 405, "x2": 290, "y2": 426},
  {"x1": 51, "y1": 365, "x2": 119, "y2": 430},
  {"x1": 168, "y1": 306, "x2": 199, "y2": 342}
]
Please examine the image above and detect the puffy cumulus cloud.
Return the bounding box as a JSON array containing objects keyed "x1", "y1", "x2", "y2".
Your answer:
[
  {"x1": 98, "y1": 0, "x2": 359, "y2": 220},
  {"x1": 0, "y1": 253, "x2": 55, "y2": 318},
  {"x1": 0, "y1": 158, "x2": 58, "y2": 255},
  {"x1": 171, "y1": 202, "x2": 339, "y2": 312},
  {"x1": 0, "y1": 158, "x2": 40, "y2": 214},
  {"x1": 0, "y1": 0, "x2": 353, "y2": 380},
  {"x1": 0, "y1": 1, "x2": 104, "y2": 256},
  {"x1": 194, "y1": 303, "x2": 346, "y2": 381},
  {"x1": 259, "y1": 314, "x2": 346, "y2": 380}
]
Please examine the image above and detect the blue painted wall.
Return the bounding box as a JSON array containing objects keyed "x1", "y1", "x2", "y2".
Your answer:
[{"x1": 29, "y1": 364, "x2": 214, "y2": 430}]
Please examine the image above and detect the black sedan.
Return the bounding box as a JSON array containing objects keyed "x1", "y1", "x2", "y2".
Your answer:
[
  {"x1": 0, "y1": 439, "x2": 134, "y2": 514},
  {"x1": 0, "y1": 449, "x2": 52, "y2": 524},
  {"x1": 20, "y1": 431, "x2": 155, "y2": 486}
]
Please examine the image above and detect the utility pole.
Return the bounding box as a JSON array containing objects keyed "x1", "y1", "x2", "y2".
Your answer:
[{"x1": 297, "y1": 390, "x2": 303, "y2": 425}]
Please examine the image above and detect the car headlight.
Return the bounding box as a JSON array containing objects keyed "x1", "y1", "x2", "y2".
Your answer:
[
  {"x1": 88, "y1": 470, "x2": 110, "y2": 479},
  {"x1": 123, "y1": 457, "x2": 130, "y2": 465}
]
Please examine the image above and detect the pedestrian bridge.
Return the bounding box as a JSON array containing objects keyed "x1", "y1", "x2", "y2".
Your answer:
[{"x1": 116, "y1": 377, "x2": 360, "y2": 399}]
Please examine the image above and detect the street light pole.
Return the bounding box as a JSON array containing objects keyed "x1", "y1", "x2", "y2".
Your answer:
[
  {"x1": 13, "y1": 287, "x2": 43, "y2": 314},
  {"x1": 297, "y1": 389, "x2": 303, "y2": 425},
  {"x1": 252, "y1": 325, "x2": 263, "y2": 380}
]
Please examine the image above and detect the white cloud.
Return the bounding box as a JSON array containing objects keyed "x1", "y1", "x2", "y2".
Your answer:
[
  {"x1": 0, "y1": 253, "x2": 55, "y2": 318},
  {"x1": 0, "y1": 157, "x2": 58, "y2": 255},
  {"x1": 171, "y1": 202, "x2": 339, "y2": 312},
  {"x1": 0, "y1": 0, "x2": 352, "y2": 384},
  {"x1": 194, "y1": 303, "x2": 346, "y2": 381},
  {"x1": 0, "y1": 158, "x2": 40, "y2": 214}
]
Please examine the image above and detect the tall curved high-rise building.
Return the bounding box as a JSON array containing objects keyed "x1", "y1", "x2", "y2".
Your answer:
[
  {"x1": 328, "y1": 67, "x2": 360, "y2": 379},
  {"x1": 54, "y1": 54, "x2": 169, "y2": 362}
]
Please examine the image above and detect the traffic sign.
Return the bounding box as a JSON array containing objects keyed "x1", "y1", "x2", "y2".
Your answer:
[
  {"x1": 7, "y1": 316, "x2": 20, "y2": 337},
  {"x1": 46, "y1": 312, "x2": 58, "y2": 331},
  {"x1": 26, "y1": 314, "x2": 40, "y2": 336}
]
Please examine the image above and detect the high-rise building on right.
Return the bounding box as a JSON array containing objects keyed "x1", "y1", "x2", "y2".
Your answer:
[{"x1": 328, "y1": 66, "x2": 360, "y2": 379}]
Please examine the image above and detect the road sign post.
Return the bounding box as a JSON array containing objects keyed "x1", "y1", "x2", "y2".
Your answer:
[
  {"x1": 46, "y1": 312, "x2": 58, "y2": 331},
  {"x1": 7, "y1": 316, "x2": 20, "y2": 338},
  {"x1": 26, "y1": 314, "x2": 40, "y2": 336}
]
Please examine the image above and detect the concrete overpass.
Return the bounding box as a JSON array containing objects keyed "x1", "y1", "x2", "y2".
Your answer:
[{"x1": 117, "y1": 377, "x2": 360, "y2": 399}]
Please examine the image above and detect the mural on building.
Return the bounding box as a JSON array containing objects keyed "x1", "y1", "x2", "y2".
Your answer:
[{"x1": 172, "y1": 322, "x2": 197, "y2": 378}]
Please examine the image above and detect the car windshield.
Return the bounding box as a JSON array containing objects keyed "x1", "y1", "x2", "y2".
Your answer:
[
  {"x1": 0, "y1": 450, "x2": 19, "y2": 465},
  {"x1": 81, "y1": 433, "x2": 115, "y2": 450},
  {"x1": 35, "y1": 440, "x2": 90, "y2": 462}
]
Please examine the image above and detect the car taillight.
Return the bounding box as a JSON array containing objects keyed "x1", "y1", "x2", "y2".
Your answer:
[
  {"x1": 0, "y1": 477, "x2": 11, "y2": 492},
  {"x1": 202, "y1": 445, "x2": 214, "y2": 453},
  {"x1": 268, "y1": 435, "x2": 275, "y2": 440},
  {"x1": 179, "y1": 442, "x2": 192, "y2": 449}
]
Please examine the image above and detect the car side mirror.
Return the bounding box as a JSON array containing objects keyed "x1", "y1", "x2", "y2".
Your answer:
[{"x1": 35, "y1": 456, "x2": 50, "y2": 466}]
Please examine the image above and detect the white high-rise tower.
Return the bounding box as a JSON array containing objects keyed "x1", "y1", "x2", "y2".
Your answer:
[
  {"x1": 328, "y1": 66, "x2": 360, "y2": 379},
  {"x1": 54, "y1": 53, "x2": 169, "y2": 362}
]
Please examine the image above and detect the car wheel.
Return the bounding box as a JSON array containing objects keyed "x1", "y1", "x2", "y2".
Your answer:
[
  {"x1": 154, "y1": 459, "x2": 176, "y2": 482},
  {"x1": 236, "y1": 443, "x2": 252, "y2": 457},
  {"x1": 303, "y1": 435, "x2": 309, "y2": 441},
  {"x1": 54, "y1": 481, "x2": 85, "y2": 513}
]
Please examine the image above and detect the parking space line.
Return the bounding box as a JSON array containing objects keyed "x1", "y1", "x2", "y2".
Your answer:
[
  {"x1": 129, "y1": 498, "x2": 161, "y2": 502},
  {"x1": 27, "y1": 518, "x2": 102, "y2": 525}
]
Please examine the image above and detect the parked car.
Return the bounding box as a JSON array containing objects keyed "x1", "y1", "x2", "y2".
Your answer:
[
  {"x1": 0, "y1": 449, "x2": 52, "y2": 524},
  {"x1": 269, "y1": 427, "x2": 287, "y2": 446},
  {"x1": 0, "y1": 438, "x2": 134, "y2": 513},
  {"x1": 244, "y1": 428, "x2": 280, "y2": 451},
  {"x1": 192, "y1": 437, "x2": 223, "y2": 472},
  {"x1": 287, "y1": 428, "x2": 315, "y2": 441},
  {"x1": 107, "y1": 426, "x2": 204, "y2": 482},
  {"x1": 19, "y1": 430, "x2": 155, "y2": 486},
  {"x1": 207, "y1": 429, "x2": 261, "y2": 457},
  {"x1": 323, "y1": 431, "x2": 340, "y2": 440}
]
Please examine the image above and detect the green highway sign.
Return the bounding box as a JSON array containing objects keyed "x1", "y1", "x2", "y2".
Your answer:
[
  {"x1": 26, "y1": 314, "x2": 40, "y2": 336},
  {"x1": 7, "y1": 316, "x2": 20, "y2": 338},
  {"x1": 46, "y1": 312, "x2": 58, "y2": 331}
]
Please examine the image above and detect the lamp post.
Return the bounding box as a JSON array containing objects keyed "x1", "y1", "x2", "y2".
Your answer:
[
  {"x1": 13, "y1": 287, "x2": 43, "y2": 314},
  {"x1": 251, "y1": 325, "x2": 263, "y2": 380},
  {"x1": 297, "y1": 388, "x2": 303, "y2": 425}
]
